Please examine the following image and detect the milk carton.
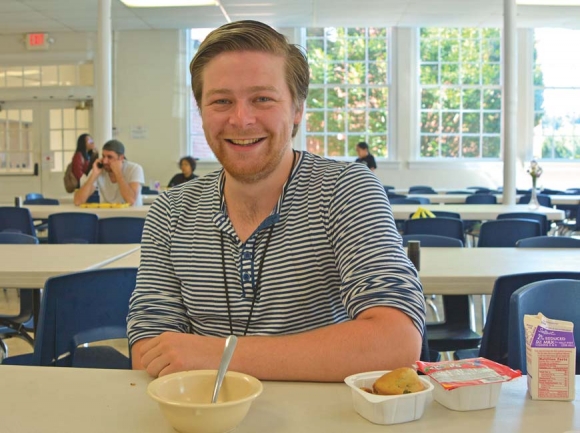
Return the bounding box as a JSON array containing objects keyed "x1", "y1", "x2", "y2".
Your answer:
[{"x1": 523, "y1": 313, "x2": 576, "y2": 401}]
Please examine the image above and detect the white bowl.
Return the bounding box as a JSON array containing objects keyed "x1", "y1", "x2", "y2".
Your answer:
[
  {"x1": 147, "y1": 370, "x2": 262, "y2": 433},
  {"x1": 344, "y1": 370, "x2": 434, "y2": 425},
  {"x1": 430, "y1": 378, "x2": 502, "y2": 411}
]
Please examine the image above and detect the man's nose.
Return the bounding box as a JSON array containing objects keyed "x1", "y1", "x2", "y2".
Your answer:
[{"x1": 229, "y1": 101, "x2": 256, "y2": 127}]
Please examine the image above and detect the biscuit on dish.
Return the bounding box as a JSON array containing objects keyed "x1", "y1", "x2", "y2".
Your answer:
[{"x1": 372, "y1": 367, "x2": 424, "y2": 395}]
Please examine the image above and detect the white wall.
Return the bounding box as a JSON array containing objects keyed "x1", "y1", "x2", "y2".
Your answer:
[{"x1": 1, "y1": 27, "x2": 578, "y2": 204}]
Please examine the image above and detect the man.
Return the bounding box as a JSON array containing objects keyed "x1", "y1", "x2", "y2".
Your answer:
[
  {"x1": 74, "y1": 139, "x2": 144, "y2": 206},
  {"x1": 355, "y1": 141, "x2": 377, "y2": 172},
  {"x1": 127, "y1": 20, "x2": 425, "y2": 382}
]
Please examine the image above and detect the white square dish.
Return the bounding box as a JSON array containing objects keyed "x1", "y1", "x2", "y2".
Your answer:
[
  {"x1": 430, "y1": 378, "x2": 502, "y2": 411},
  {"x1": 344, "y1": 370, "x2": 434, "y2": 425}
]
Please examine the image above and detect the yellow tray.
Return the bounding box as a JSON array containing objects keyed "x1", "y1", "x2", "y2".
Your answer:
[{"x1": 80, "y1": 203, "x2": 130, "y2": 209}]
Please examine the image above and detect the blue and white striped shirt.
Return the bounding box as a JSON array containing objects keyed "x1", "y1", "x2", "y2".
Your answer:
[{"x1": 127, "y1": 151, "x2": 425, "y2": 345}]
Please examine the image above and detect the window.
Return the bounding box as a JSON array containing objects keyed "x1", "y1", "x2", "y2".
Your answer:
[
  {"x1": 49, "y1": 108, "x2": 90, "y2": 172},
  {"x1": 533, "y1": 28, "x2": 580, "y2": 160},
  {"x1": 188, "y1": 29, "x2": 214, "y2": 159},
  {"x1": 419, "y1": 28, "x2": 502, "y2": 159},
  {"x1": 0, "y1": 63, "x2": 93, "y2": 88},
  {"x1": 0, "y1": 109, "x2": 34, "y2": 173},
  {"x1": 304, "y1": 27, "x2": 390, "y2": 158}
]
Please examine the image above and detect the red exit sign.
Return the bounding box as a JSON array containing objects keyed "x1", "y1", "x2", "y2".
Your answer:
[{"x1": 25, "y1": 33, "x2": 50, "y2": 50}]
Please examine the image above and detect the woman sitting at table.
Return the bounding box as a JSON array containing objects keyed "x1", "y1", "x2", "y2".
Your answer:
[
  {"x1": 71, "y1": 133, "x2": 98, "y2": 188},
  {"x1": 167, "y1": 156, "x2": 198, "y2": 188}
]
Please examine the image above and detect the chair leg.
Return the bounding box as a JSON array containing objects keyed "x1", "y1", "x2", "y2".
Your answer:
[
  {"x1": 468, "y1": 294, "x2": 476, "y2": 332},
  {"x1": 0, "y1": 338, "x2": 8, "y2": 360},
  {"x1": 425, "y1": 295, "x2": 441, "y2": 322},
  {"x1": 480, "y1": 294, "x2": 487, "y2": 330}
]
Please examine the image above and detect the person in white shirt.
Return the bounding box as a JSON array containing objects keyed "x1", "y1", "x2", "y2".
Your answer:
[{"x1": 74, "y1": 139, "x2": 145, "y2": 206}]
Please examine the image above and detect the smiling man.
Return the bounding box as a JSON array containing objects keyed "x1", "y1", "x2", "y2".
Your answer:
[
  {"x1": 127, "y1": 20, "x2": 425, "y2": 382},
  {"x1": 73, "y1": 139, "x2": 144, "y2": 206}
]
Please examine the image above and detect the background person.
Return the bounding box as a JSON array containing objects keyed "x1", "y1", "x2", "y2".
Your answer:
[
  {"x1": 127, "y1": 20, "x2": 425, "y2": 382},
  {"x1": 167, "y1": 156, "x2": 198, "y2": 188},
  {"x1": 74, "y1": 139, "x2": 145, "y2": 206},
  {"x1": 355, "y1": 141, "x2": 377, "y2": 172},
  {"x1": 71, "y1": 133, "x2": 98, "y2": 188}
]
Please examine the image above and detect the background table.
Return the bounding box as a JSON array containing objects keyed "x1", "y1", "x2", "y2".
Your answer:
[
  {"x1": 0, "y1": 244, "x2": 140, "y2": 288},
  {"x1": 406, "y1": 194, "x2": 580, "y2": 206},
  {"x1": 419, "y1": 247, "x2": 580, "y2": 295},
  {"x1": 390, "y1": 204, "x2": 565, "y2": 220},
  {"x1": 58, "y1": 194, "x2": 159, "y2": 205},
  {"x1": 24, "y1": 204, "x2": 151, "y2": 219},
  {"x1": 0, "y1": 366, "x2": 577, "y2": 433}
]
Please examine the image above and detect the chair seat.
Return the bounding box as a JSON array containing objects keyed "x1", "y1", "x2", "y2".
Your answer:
[
  {"x1": 427, "y1": 324, "x2": 481, "y2": 352},
  {"x1": 454, "y1": 348, "x2": 479, "y2": 360},
  {"x1": 72, "y1": 346, "x2": 131, "y2": 369}
]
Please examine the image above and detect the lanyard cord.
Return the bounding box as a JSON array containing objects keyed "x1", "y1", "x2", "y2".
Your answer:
[{"x1": 220, "y1": 151, "x2": 297, "y2": 336}]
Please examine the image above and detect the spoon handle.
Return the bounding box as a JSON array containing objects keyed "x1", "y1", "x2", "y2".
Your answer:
[{"x1": 211, "y1": 335, "x2": 238, "y2": 403}]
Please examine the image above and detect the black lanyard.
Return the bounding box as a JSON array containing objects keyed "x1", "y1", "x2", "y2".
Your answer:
[{"x1": 220, "y1": 151, "x2": 297, "y2": 336}]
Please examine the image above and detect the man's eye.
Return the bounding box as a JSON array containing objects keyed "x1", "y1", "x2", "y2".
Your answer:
[
  {"x1": 256, "y1": 97, "x2": 273, "y2": 102},
  {"x1": 213, "y1": 99, "x2": 230, "y2": 105}
]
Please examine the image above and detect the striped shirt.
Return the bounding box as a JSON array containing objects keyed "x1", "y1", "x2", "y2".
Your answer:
[{"x1": 127, "y1": 151, "x2": 425, "y2": 346}]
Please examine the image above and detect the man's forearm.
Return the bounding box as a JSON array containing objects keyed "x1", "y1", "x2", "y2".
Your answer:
[
  {"x1": 116, "y1": 176, "x2": 137, "y2": 205},
  {"x1": 73, "y1": 177, "x2": 96, "y2": 205},
  {"x1": 132, "y1": 307, "x2": 422, "y2": 382}
]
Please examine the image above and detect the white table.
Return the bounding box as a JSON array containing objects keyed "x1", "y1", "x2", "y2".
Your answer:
[
  {"x1": 57, "y1": 194, "x2": 160, "y2": 205},
  {"x1": 0, "y1": 244, "x2": 140, "y2": 288},
  {"x1": 419, "y1": 247, "x2": 580, "y2": 295},
  {"x1": 24, "y1": 204, "x2": 151, "y2": 219},
  {"x1": 0, "y1": 366, "x2": 577, "y2": 433},
  {"x1": 407, "y1": 194, "x2": 580, "y2": 206},
  {"x1": 390, "y1": 204, "x2": 565, "y2": 220},
  {"x1": 103, "y1": 248, "x2": 141, "y2": 268}
]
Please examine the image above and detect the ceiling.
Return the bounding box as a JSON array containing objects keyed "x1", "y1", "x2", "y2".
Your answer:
[{"x1": 0, "y1": 0, "x2": 579, "y2": 35}]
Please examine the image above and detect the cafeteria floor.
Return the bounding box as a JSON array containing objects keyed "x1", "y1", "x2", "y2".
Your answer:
[{"x1": 1, "y1": 289, "x2": 489, "y2": 359}]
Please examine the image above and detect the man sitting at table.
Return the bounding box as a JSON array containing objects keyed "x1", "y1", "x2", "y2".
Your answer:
[
  {"x1": 74, "y1": 139, "x2": 145, "y2": 206},
  {"x1": 127, "y1": 20, "x2": 425, "y2": 382}
]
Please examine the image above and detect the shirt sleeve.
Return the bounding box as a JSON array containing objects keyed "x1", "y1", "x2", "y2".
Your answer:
[
  {"x1": 127, "y1": 193, "x2": 191, "y2": 346},
  {"x1": 127, "y1": 163, "x2": 145, "y2": 185},
  {"x1": 327, "y1": 163, "x2": 426, "y2": 334},
  {"x1": 368, "y1": 155, "x2": 377, "y2": 170}
]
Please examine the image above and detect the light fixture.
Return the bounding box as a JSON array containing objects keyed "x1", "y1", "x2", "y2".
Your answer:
[
  {"x1": 120, "y1": 0, "x2": 218, "y2": 7},
  {"x1": 517, "y1": 0, "x2": 580, "y2": 5}
]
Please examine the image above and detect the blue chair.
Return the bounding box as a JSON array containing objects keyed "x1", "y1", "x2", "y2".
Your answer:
[
  {"x1": 387, "y1": 193, "x2": 407, "y2": 200},
  {"x1": 2, "y1": 268, "x2": 137, "y2": 369},
  {"x1": 465, "y1": 194, "x2": 497, "y2": 204},
  {"x1": 497, "y1": 212, "x2": 549, "y2": 235},
  {"x1": 518, "y1": 194, "x2": 552, "y2": 207},
  {"x1": 509, "y1": 279, "x2": 580, "y2": 374},
  {"x1": 25, "y1": 193, "x2": 43, "y2": 201},
  {"x1": 0, "y1": 233, "x2": 38, "y2": 359},
  {"x1": 516, "y1": 236, "x2": 580, "y2": 248},
  {"x1": 540, "y1": 188, "x2": 565, "y2": 195},
  {"x1": 455, "y1": 271, "x2": 580, "y2": 365},
  {"x1": 48, "y1": 212, "x2": 98, "y2": 244},
  {"x1": 391, "y1": 198, "x2": 428, "y2": 205},
  {"x1": 409, "y1": 186, "x2": 436, "y2": 194},
  {"x1": 0, "y1": 207, "x2": 36, "y2": 236},
  {"x1": 383, "y1": 185, "x2": 395, "y2": 193},
  {"x1": 431, "y1": 211, "x2": 461, "y2": 220},
  {"x1": 446, "y1": 190, "x2": 473, "y2": 195},
  {"x1": 478, "y1": 219, "x2": 542, "y2": 247},
  {"x1": 404, "y1": 217, "x2": 465, "y2": 243},
  {"x1": 97, "y1": 217, "x2": 145, "y2": 244}
]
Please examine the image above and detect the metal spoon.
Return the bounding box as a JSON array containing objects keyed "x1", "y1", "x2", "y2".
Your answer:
[{"x1": 211, "y1": 335, "x2": 238, "y2": 403}]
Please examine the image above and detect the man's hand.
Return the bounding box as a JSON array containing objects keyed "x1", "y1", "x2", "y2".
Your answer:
[
  {"x1": 137, "y1": 332, "x2": 224, "y2": 377},
  {"x1": 109, "y1": 159, "x2": 123, "y2": 177},
  {"x1": 91, "y1": 158, "x2": 103, "y2": 176}
]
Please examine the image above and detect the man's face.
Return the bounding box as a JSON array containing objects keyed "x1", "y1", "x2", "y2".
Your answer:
[
  {"x1": 200, "y1": 51, "x2": 303, "y2": 184},
  {"x1": 101, "y1": 149, "x2": 124, "y2": 172}
]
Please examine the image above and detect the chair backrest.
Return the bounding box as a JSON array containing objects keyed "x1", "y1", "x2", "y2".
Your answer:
[
  {"x1": 0, "y1": 232, "x2": 39, "y2": 244},
  {"x1": 402, "y1": 234, "x2": 463, "y2": 247},
  {"x1": 409, "y1": 185, "x2": 435, "y2": 194},
  {"x1": 518, "y1": 194, "x2": 552, "y2": 207},
  {"x1": 516, "y1": 236, "x2": 580, "y2": 248},
  {"x1": 386, "y1": 193, "x2": 407, "y2": 200},
  {"x1": 465, "y1": 194, "x2": 497, "y2": 204},
  {"x1": 431, "y1": 211, "x2": 461, "y2": 220},
  {"x1": 31, "y1": 267, "x2": 138, "y2": 367},
  {"x1": 478, "y1": 219, "x2": 542, "y2": 247},
  {"x1": 409, "y1": 188, "x2": 437, "y2": 195},
  {"x1": 97, "y1": 217, "x2": 145, "y2": 244},
  {"x1": 540, "y1": 188, "x2": 565, "y2": 195},
  {"x1": 23, "y1": 198, "x2": 60, "y2": 205},
  {"x1": 446, "y1": 190, "x2": 473, "y2": 195},
  {"x1": 48, "y1": 212, "x2": 99, "y2": 244},
  {"x1": 404, "y1": 217, "x2": 465, "y2": 243},
  {"x1": 25, "y1": 193, "x2": 43, "y2": 201},
  {"x1": 390, "y1": 198, "x2": 424, "y2": 205},
  {"x1": 497, "y1": 212, "x2": 548, "y2": 235},
  {"x1": 0, "y1": 207, "x2": 36, "y2": 236},
  {"x1": 383, "y1": 185, "x2": 395, "y2": 192},
  {"x1": 479, "y1": 271, "x2": 580, "y2": 367},
  {"x1": 508, "y1": 279, "x2": 580, "y2": 374}
]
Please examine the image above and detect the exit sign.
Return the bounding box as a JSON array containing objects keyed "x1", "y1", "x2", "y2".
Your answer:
[{"x1": 25, "y1": 33, "x2": 50, "y2": 50}]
